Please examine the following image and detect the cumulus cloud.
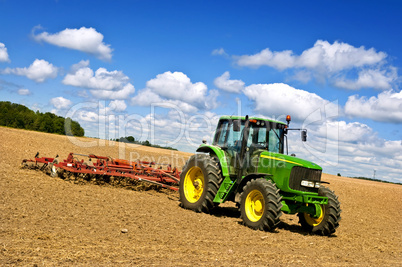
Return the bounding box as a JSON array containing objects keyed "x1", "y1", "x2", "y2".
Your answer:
[
  {"x1": 234, "y1": 40, "x2": 395, "y2": 90},
  {"x1": 236, "y1": 48, "x2": 296, "y2": 70},
  {"x1": 50, "y1": 96, "x2": 73, "y2": 109},
  {"x1": 243, "y1": 83, "x2": 338, "y2": 121},
  {"x1": 297, "y1": 40, "x2": 386, "y2": 71},
  {"x1": 132, "y1": 71, "x2": 219, "y2": 112},
  {"x1": 109, "y1": 100, "x2": 127, "y2": 112},
  {"x1": 62, "y1": 60, "x2": 135, "y2": 100},
  {"x1": 236, "y1": 40, "x2": 386, "y2": 71},
  {"x1": 32, "y1": 26, "x2": 113, "y2": 61},
  {"x1": 344, "y1": 90, "x2": 402, "y2": 123},
  {"x1": 2, "y1": 59, "x2": 58, "y2": 82},
  {"x1": 214, "y1": 71, "x2": 245, "y2": 93},
  {"x1": 0, "y1": 42, "x2": 10, "y2": 62},
  {"x1": 334, "y1": 68, "x2": 397, "y2": 90},
  {"x1": 316, "y1": 120, "x2": 374, "y2": 143},
  {"x1": 212, "y1": 48, "x2": 228, "y2": 57},
  {"x1": 17, "y1": 88, "x2": 31, "y2": 95}
]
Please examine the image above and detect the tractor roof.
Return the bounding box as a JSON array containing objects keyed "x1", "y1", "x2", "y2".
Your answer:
[{"x1": 218, "y1": 115, "x2": 287, "y2": 125}]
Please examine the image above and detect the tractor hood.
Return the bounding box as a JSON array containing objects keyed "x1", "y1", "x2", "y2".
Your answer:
[{"x1": 259, "y1": 151, "x2": 322, "y2": 170}]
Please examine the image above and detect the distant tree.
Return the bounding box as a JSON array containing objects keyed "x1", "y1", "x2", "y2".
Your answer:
[
  {"x1": 337, "y1": 173, "x2": 341, "y2": 177},
  {"x1": 143, "y1": 140, "x2": 151, "y2": 146},
  {"x1": 0, "y1": 102, "x2": 84, "y2": 137}
]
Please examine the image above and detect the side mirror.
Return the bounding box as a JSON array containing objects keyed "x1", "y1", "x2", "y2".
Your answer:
[
  {"x1": 233, "y1": 120, "x2": 241, "y2": 132},
  {"x1": 301, "y1": 130, "x2": 307, "y2": 142}
]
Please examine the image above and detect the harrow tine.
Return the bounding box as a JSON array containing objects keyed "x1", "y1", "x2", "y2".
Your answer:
[{"x1": 135, "y1": 176, "x2": 179, "y2": 191}]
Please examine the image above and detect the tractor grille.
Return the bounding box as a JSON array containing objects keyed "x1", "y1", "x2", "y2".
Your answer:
[{"x1": 289, "y1": 166, "x2": 322, "y2": 193}]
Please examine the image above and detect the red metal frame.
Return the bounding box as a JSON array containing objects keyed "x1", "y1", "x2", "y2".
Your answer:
[{"x1": 22, "y1": 152, "x2": 181, "y2": 191}]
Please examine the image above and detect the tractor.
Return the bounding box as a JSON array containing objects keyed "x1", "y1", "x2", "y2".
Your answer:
[{"x1": 179, "y1": 115, "x2": 341, "y2": 236}]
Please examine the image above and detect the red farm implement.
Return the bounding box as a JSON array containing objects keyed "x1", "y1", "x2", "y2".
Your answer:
[{"x1": 21, "y1": 152, "x2": 181, "y2": 191}]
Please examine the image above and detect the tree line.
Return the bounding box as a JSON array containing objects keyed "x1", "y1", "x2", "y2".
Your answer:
[
  {"x1": 112, "y1": 136, "x2": 178, "y2": 151},
  {"x1": 0, "y1": 101, "x2": 84, "y2": 136}
]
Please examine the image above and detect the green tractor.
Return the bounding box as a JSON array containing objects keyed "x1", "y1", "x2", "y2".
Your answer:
[{"x1": 179, "y1": 115, "x2": 341, "y2": 236}]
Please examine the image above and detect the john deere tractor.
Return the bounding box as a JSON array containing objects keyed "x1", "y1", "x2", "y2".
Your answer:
[{"x1": 179, "y1": 115, "x2": 341, "y2": 236}]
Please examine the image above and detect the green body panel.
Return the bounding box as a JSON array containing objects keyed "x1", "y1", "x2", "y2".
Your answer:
[
  {"x1": 196, "y1": 144, "x2": 230, "y2": 177},
  {"x1": 213, "y1": 176, "x2": 236, "y2": 203},
  {"x1": 256, "y1": 150, "x2": 322, "y2": 193}
]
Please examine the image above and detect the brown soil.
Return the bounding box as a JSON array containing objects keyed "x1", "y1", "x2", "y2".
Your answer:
[{"x1": 1, "y1": 127, "x2": 401, "y2": 266}]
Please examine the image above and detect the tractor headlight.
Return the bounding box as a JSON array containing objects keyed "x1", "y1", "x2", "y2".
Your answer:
[{"x1": 301, "y1": 180, "x2": 320, "y2": 188}]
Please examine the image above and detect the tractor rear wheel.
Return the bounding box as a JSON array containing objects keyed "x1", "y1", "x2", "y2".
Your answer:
[
  {"x1": 179, "y1": 154, "x2": 221, "y2": 213},
  {"x1": 298, "y1": 186, "x2": 341, "y2": 236},
  {"x1": 239, "y1": 178, "x2": 282, "y2": 231}
]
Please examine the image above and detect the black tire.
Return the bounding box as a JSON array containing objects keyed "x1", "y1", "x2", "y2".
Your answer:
[
  {"x1": 179, "y1": 154, "x2": 221, "y2": 213},
  {"x1": 239, "y1": 178, "x2": 283, "y2": 231},
  {"x1": 298, "y1": 186, "x2": 341, "y2": 236}
]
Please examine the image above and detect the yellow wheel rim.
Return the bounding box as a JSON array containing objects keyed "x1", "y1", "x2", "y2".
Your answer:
[
  {"x1": 304, "y1": 204, "x2": 325, "y2": 226},
  {"x1": 183, "y1": 166, "x2": 204, "y2": 203},
  {"x1": 245, "y1": 190, "x2": 265, "y2": 222}
]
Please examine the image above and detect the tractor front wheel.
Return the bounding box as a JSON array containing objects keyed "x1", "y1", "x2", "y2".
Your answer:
[
  {"x1": 298, "y1": 186, "x2": 341, "y2": 236},
  {"x1": 179, "y1": 154, "x2": 221, "y2": 213},
  {"x1": 239, "y1": 178, "x2": 282, "y2": 231}
]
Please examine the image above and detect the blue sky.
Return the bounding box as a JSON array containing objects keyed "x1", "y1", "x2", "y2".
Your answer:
[{"x1": 1, "y1": 0, "x2": 401, "y2": 183}]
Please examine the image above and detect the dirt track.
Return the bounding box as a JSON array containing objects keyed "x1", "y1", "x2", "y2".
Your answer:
[{"x1": 1, "y1": 127, "x2": 401, "y2": 266}]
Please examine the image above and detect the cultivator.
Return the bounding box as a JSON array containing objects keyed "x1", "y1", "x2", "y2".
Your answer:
[{"x1": 21, "y1": 152, "x2": 181, "y2": 191}]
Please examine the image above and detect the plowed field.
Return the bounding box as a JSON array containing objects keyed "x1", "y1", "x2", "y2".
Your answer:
[{"x1": 1, "y1": 127, "x2": 401, "y2": 266}]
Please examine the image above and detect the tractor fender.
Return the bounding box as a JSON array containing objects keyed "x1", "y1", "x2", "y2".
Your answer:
[
  {"x1": 196, "y1": 145, "x2": 230, "y2": 177},
  {"x1": 234, "y1": 173, "x2": 274, "y2": 203}
]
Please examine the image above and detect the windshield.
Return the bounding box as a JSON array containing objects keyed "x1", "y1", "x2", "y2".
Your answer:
[{"x1": 213, "y1": 119, "x2": 285, "y2": 154}]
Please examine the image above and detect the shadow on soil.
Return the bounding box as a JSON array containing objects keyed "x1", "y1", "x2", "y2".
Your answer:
[
  {"x1": 210, "y1": 206, "x2": 240, "y2": 219},
  {"x1": 208, "y1": 205, "x2": 327, "y2": 236}
]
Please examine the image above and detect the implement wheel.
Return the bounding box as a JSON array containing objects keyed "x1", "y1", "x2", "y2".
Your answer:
[
  {"x1": 239, "y1": 179, "x2": 282, "y2": 231},
  {"x1": 49, "y1": 159, "x2": 59, "y2": 178},
  {"x1": 179, "y1": 154, "x2": 221, "y2": 213},
  {"x1": 298, "y1": 186, "x2": 341, "y2": 236}
]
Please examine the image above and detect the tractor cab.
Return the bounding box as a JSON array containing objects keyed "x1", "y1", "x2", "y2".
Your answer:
[
  {"x1": 212, "y1": 116, "x2": 287, "y2": 176},
  {"x1": 213, "y1": 117, "x2": 286, "y2": 154}
]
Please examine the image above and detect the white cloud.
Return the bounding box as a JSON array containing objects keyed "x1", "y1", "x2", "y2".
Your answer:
[
  {"x1": 32, "y1": 26, "x2": 113, "y2": 61},
  {"x1": 212, "y1": 48, "x2": 228, "y2": 57},
  {"x1": 236, "y1": 40, "x2": 386, "y2": 72},
  {"x1": 234, "y1": 40, "x2": 395, "y2": 90},
  {"x1": 2, "y1": 59, "x2": 58, "y2": 82},
  {"x1": 243, "y1": 83, "x2": 338, "y2": 121},
  {"x1": 62, "y1": 60, "x2": 135, "y2": 100},
  {"x1": 50, "y1": 96, "x2": 73, "y2": 109},
  {"x1": 131, "y1": 88, "x2": 199, "y2": 113},
  {"x1": 17, "y1": 88, "x2": 31, "y2": 95},
  {"x1": 334, "y1": 68, "x2": 397, "y2": 90},
  {"x1": 0, "y1": 42, "x2": 10, "y2": 62},
  {"x1": 132, "y1": 71, "x2": 218, "y2": 111},
  {"x1": 236, "y1": 48, "x2": 296, "y2": 70},
  {"x1": 90, "y1": 83, "x2": 135, "y2": 99},
  {"x1": 297, "y1": 40, "x2": 386, "y2": 72},
  {"x1": 147, "y1": 71, "x2": 207, "y2": 105},
  {"x1": 109, "y1": 100, "x2": 127, "y2": 112},
  {"x1": 344, "y1": 90, "x2": 402, "y2": 123},
  {"x1": 214, "y1": 71, "x2": 245, "y2": 93},
  {"x1": 316, "y1": 120, "x2": 374, "y2": 143}
]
